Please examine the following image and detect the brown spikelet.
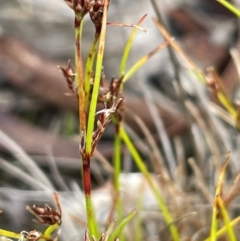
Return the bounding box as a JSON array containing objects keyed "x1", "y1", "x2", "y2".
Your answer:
[
  {"x1": 26, "y1": 192, "x2": 62, "y2": 226},
  {"x1": 58, "y1": 60, "x2": 78, "y2": 96}
]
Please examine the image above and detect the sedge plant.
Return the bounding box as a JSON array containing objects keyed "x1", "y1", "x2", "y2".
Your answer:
[
  {"x1": 0, "y1": 0, "x2": 164, "y2": 240},
  {"x1": 60, "y1": 0, "x2": 181, "y2": 240},
  {"x1": 1, "y1": 0, "x2": 181, "y2": 240}
]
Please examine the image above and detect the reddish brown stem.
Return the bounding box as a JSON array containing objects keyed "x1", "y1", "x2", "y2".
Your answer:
[
  {"x1": 83, "y1": 154, "x2": 91, "y2": 196},
  {"x1": 75, "y1": 16, "x2": 86, "y2": 133},
  {"x1": 82, "y1": 153, "x2": 97, "y2": 237}
]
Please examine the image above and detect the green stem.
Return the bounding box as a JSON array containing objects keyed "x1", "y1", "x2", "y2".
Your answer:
[
  {"x1": 113, "y1": 124, "x2": 125, "y2": 241},
  {"x1": 217, "y1": 197, "x2": 237, "y2": 241},
  {"x1": 122, "y1": 40, "x2": 171, "y2": 83},
  {"x1": 74, "y1": 11, "x2": 97, "y2": 240},
  {"x1": 85, "y1": 33, "x2": 100, "y2": 110},
  {"x1": 119, "y1": 14, "x2": 147, "y2": 76},
  {"x1": 134, "y1": 186, "x2": 144, "y2": 241},
  {"x1": 86, "y1": 2, "x2": 108, "y2": 154},
  {"x1": 119, "y1": 126, "x2": 180, "y2": 241},
  {"x1": 210, "y1": 203, "x2": 218, "y2": 241},
  {"x1": 83, "y1": 2, "x2": 108, "y2": 239},
  {"x1": 114, "y1": 125, "x2": 121, "y2": 196},
  {"x1": 217, "y1": 0, "x2": 240, "y2": 17},
  {"x1": 109, "y1": 210, "x2": 137, "y2": 241},
  {"x1": 204, "y1": 216, "x2": 240, "y2": 241},
  {"x1": 44, "y1": 224, "x2": 59, "y2": 238},
  {"x1": 0, "y1": 229, "x2": 21, "y2": 240},
  {"x1": 82, "y1": 156, "x2": 98, "y2": 238},
  {"x1": 217, "y1": 92, "x2": 237, "y2": 119}
]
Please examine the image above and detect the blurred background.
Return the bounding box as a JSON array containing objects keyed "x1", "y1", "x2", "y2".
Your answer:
[{"x1": 1, "y1": 0, "x2": 240, "y2": 239}]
